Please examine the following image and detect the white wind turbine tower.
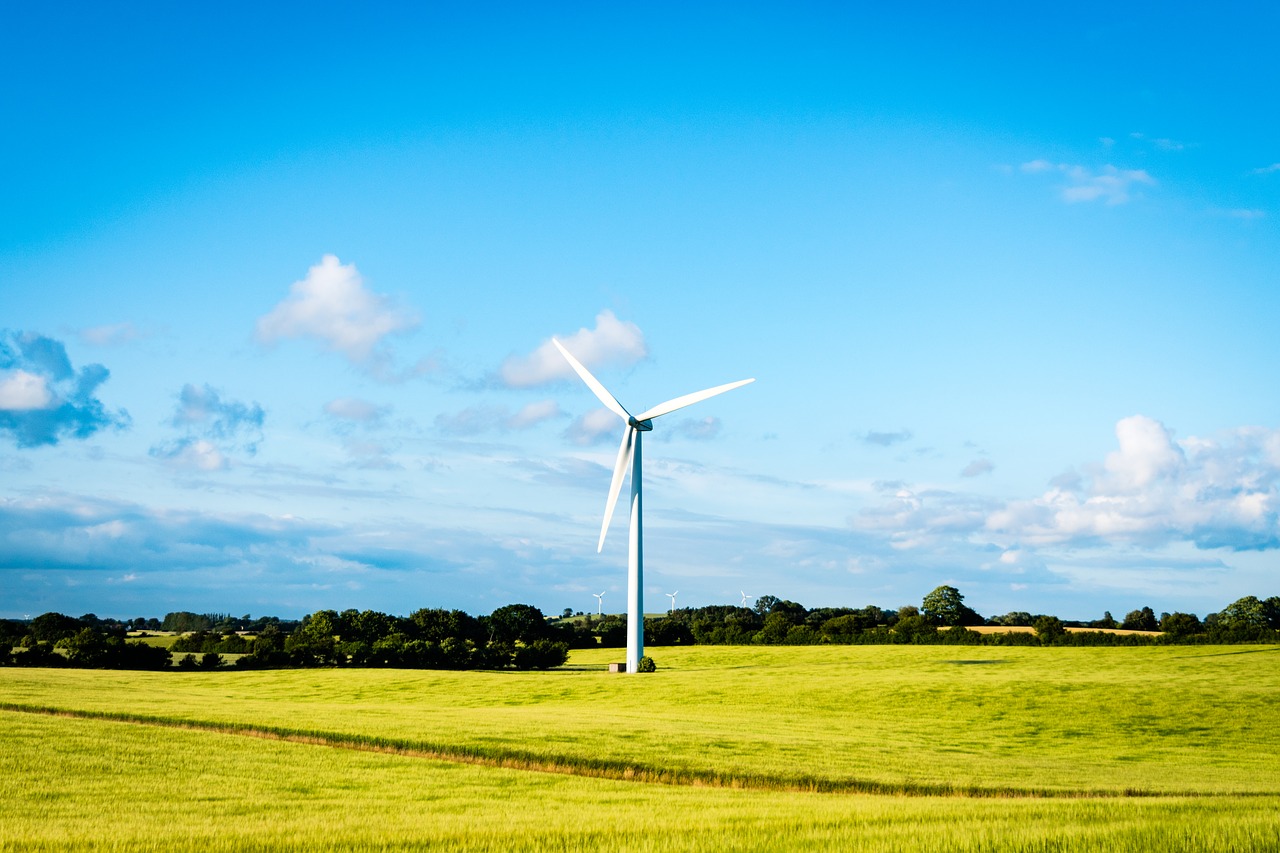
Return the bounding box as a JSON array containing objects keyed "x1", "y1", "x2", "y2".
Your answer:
[
  {"x1": 666, "y1": 591, "x2": 678, "y2": 613},
  {"x1": 553, "y1": 338, "x2": 753, "y2": 673},
  {"x1": 740, "y1": 591, "x2": 754, "y2": 607},
  {"x1": 593, "y1": 591, "x2": 606, "y2": 615}
]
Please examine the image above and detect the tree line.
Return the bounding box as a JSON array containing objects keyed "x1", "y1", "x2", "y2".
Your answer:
[{"x1": 3, "y1": 589, "x2": 1276, "y2": 671}]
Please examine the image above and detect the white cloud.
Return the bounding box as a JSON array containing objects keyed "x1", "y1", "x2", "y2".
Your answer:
[
  {"x1": 960, "y1": 458, "x2": 994, "y2": 477},
  {"x1": 78, "y1": 322, "x2": 143, "y2": 347},
  {"x1": 852, "y1": 487, "x2": 996, "y2": 550},
  {"x1": 507, "y1": 400, "x2": 563, "y2": 430},
  {"x1": 151, "y1": 438, "x2": 229, "y2": 471},
  {"x1": 0, "y1": 370, "x2": 54, "y2": 411},
  {"x1": 1020, "y1": 161, "x2": 1156, "y2": 205},
  {"x1": 987, "y1": 416, "x2": 1280, "y2": 551},
  {"x1": 1060, "y1": 165, "x2": 1155, "y2": 204},
  {"x1": 434, "y1": 400, "x2": 565, "y2": 436},
  {"x1": 500, "y1": 310, "x2": 647, "y2": 388},
  {"x1": 565, "y1": 407, "x2": 619, "y2": 446},
  {"x1": 324, "y1": 397, "x2": 388, "y2": 424},
  {"x1": 1225, "y1": 209, "x2": 1266, "y2": 220},
  {"x1": 862, "y1": 428, "x2": 913, "y2": 446},
  {"x1": 673, "y1": 416, "x2": 722, "y2": 441},
  {"x1": 1252, "y1": 163, "x2": 1280, "y2": 175},
  {"x1": 255, "y1": 255, "x2": 419, "y2": 370}
]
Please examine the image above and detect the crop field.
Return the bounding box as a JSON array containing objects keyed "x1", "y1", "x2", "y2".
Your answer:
[{"x1": 3, "y1": 644, "x2": 1279, "y2": 851}]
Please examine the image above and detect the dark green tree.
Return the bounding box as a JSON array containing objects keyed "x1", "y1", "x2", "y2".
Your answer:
[
  {"x1": 1218, "y1": 596, "x2": 1269, "y2": 630},
  {"x1": 512, "y1": 639, "x2": 568, "y2": 670},
  {"x1": 893, "y1": 614, "x2": 937, "y2": 642},
  {"x1": 485, "y1": 604, "x2": 550, "y2": 645},
  {"x1": 1160, "y1": 612, "x2": 1202, "y2": 637},
  {"x1": 753, "y1": 595, "x2": 781, "y2": 617},
  {"x1": 31, "y1": 613, "x2": 81, "y2": 643},
  {"x1": 60, "y1": 628, "x2": 110, "y2": 667},
  {"x1": 921, "y1": 585, "x2": 983, "y2": 626},
  {"x1": 1034, "y1": 615, "x2": 1066, "y2": 644},
  {"x1": 1121, "y1": 607, "x2": 1158, "y2": 631}
]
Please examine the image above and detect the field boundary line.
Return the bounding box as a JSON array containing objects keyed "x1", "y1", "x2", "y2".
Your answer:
[{"x1": 0, "y1": 702, "x2": 1259, "y2": 800}]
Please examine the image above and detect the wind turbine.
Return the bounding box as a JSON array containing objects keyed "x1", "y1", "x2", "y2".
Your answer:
[
  {"x1": 740, "y1": 591, "x2": 754, "y2": 607},
  {"x1": 666, "y1": 591, "x2": 678, "y2": 613},
  {"x1": 553, "y1": 337, "x2": 753, "y2": 673},
  {"x1": 593, "y1": 591, "x2": 606, "y2": 615}
]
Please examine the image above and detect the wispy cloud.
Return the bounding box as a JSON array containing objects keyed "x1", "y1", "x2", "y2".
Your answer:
[
  {"x1": 1020, "y1": 160, "x2": 1156, "y2": 205},
  {"x1": 77, "y1": 322, "x2": 145, "y2": 347},
  {"x1": 564, "y1": 408, "x2": 618, "y2": 446},
  {"x1": 324, "y1": 397, "x2": 389, "y2": 425},
  {"x1": 1130, "y1": 131, "x2": 1190, "y2": 152},
  {"x1": 150, "y1": 383, "x2": 264, "y2": 470},
  {"x1": 500, "y1": 310, "x2": 647, "y2": 388},
  {"x1": 672, "y1": 416, "x2": 722, "y2": 441},
  {"x1": 861, "y1": 429, "x2": 912, "y2": 447},
  {"x1": 961, "y1": 458, "x2": 994, "y2": 477},
  {"x1": 1251, "y1": 163, "x2": 1280, "y2": 175},
  {"x1": 434, "y1": 400, "x2": 564, "y2": 436},
  {"x1": 0, "y1": 331, "x2": 129, "y2": 448},
  {"x1": 255, "y1": 255, "x2": 420, "y2": 379},
  {"x1": 852, "y1": 487, "x2": 998, "y2": 550}
]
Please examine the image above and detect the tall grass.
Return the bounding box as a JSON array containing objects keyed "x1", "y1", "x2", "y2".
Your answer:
[
  {"x1": 3, "y1": 645, "x2": 1277, "y2": 795},
  {"x1": 2, "y1": 712, "x2": 1277, "y2": 852}
]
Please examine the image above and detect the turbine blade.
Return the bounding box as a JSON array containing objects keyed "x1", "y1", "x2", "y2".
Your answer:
[
  {"x1": 552, "y1": 338, "x2": 631, "y2": 422},
  {"x1": 636, "y1": 378, "x2": 754, "y2": 421},
  {"x1": 598, "y1": 427, "x2": 635, "y2": 552}
]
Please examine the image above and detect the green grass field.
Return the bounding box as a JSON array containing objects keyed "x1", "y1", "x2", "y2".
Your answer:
[{"x1": 3, "y1": 645, "x2": 1279, "y2": 850}]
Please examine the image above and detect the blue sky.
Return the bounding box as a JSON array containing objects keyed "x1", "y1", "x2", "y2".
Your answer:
[{"x1": 3, "y1": 2, "x2": 1278, "y2": 621}]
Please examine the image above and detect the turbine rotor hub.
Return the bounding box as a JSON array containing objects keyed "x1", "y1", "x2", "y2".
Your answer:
[{"x1": 628, "y1": 417, "x2": 653, "y2": 431}]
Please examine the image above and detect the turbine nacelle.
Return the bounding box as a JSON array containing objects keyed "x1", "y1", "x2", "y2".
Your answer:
[{"x1": 552, "y1": 337, "x2": 754, "y2": 553}]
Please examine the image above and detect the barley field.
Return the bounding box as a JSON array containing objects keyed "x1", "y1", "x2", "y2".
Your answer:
[{"x1": 3, "y1": 644, "x2": 1278, "y2": 851}]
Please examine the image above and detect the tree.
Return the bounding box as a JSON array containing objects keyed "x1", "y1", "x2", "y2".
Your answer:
[
  {"x1": 512, "y1": 639, "x2": 568, "y2": 670},
  {"x1": 819, "y1": 613, "x2": 875, "y2": 639},
  {"x1": 285, "y1": 610, "x2": 340, "y2": 665},
  {"x1": 485, "y1": 604, "x2": 550, "y2": 646},
  {"x1": 753, "y1": 595, "x2": 781, "y2": 617},
  {"x1": 410, "y1": 608, "x2": 482, "y2": 645},
  {"x1": 31, "y1": 612, "x2": 81, "y2": 643},
  {"x1": 595, "y1": 618, "x2": 627, "y2": 648},
  {"x1": 1160, "y1": 612, "x2": 1202, "y2": 638},
  {"x1": 921, "y1": 586, "x2": 983, "y2": 627},
  {"x1": 1121, "y1": 607, "x2": 1158, "y2": 632},
  {"x1": 60, "y1": 627, "x2": 110, "y2": 667},
  {"x1": 754, "y1": 612, "x2": 793, "y2": 645},
  {"x1": 1218, "y1": 596, "x2": 1269, "y2": 630},
  {"x1": 1034, "y1": 615, "x2": 1065, "y2": 644},
  {"x1": 161, "y1": 612, "x2": 216, "y2": 633},
  {"x1": 1087, "y1": 611, "x2": 1118, "y2": 629},
  {"x1": 893, "y1": 614, "x2": 937, "y2": 642},
  {"x1": 645, "y1": 617, "x2": 693, "y2": 646}
]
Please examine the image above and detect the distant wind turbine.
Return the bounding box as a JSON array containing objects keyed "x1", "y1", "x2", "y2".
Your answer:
[
  {"x1": 666, "y1": 591, "x2": 678, "y2": 613},
  {"x1": 593, "y1": 591, "x2": 606, "y2": 615},
  {"x1": 740, "y1": 591, "x2": 754, "y2": 607},
  {"x1": 553, "y1": 337, "x2": 753, "y2": 673}
]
